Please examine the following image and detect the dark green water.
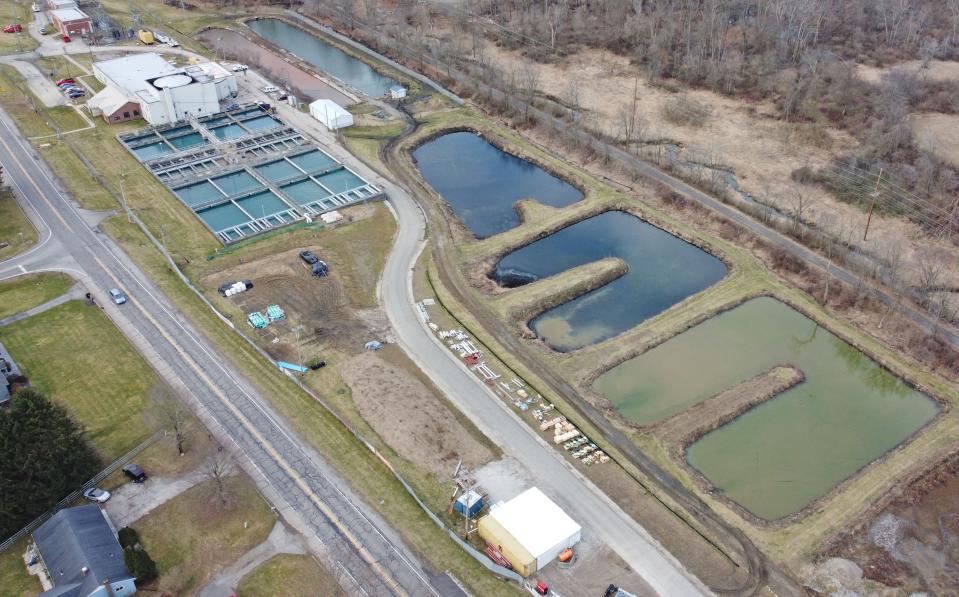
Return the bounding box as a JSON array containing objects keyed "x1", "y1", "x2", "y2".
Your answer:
[
  {"x1": 492, "y1": 211, "x2": 727, "y2": 351},
  {"x1": 412, "y1": 131, "x2": 584, "y2": 238},
  {"x1": 247, "y1": 18, "x2": 396, "y2": 97},
  {"x1": 594, "y1": 297, "x2": 940, "y2": 519}
]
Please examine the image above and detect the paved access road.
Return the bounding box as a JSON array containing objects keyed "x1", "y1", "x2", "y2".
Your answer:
[{"x1": 0, "y1": 108, "x2": 441, "y2": 597}]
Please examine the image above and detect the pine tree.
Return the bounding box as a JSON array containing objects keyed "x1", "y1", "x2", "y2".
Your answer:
[{"x1": 0, "y1": 389, "x2": 100, "y2": 537}]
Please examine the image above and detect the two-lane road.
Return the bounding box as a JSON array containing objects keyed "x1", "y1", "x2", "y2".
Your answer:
[{"x1": 0, "y1": 108, "x2": 442, "y2": 597}]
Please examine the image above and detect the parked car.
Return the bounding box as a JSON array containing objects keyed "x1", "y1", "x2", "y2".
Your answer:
[
  {"x1": 32, "y1": 3, "x2": 40, "y2": 12},
  {"x1": 59, "y1": 84, "x2": 78, "y2": 91},
  {"x1": 224, "y1": 102, "x2": 240, "y2": 111},
  {"x1": 311, "y1": 261, "x2": 329, "y2": 277},
  {"x1": 277, "y1": 94, "x2": 288, "y2": 101},
  {"x1": 3, "y1": 24, "x2": 23, "y2": 33},
  {"x1": 231, "y1": 64, "x2": 248, "y2": 72},
  {"x1": 67, "y1": 90, "x2": 86, "y2": 99},
  {"x1": 108, "y1": 288, "x2": 127, "y2": 305},
  {"x1": 82, "y1": 487, "x2": 111, "y2": 503},
  {"x1": 62, "y1": 34, "x2": 70, "y2": 43},
  {"x1": 56, "y1": 78, "x2": 75, "y2": 86},
  {"x1": 122, "y1": 464, "x2": 147, "y2": 483},
  {"x1": 166, "y1": 38, "x2": 179, "y2": 47},
  {"x1": 299, "y1": 250, "x2": 319, "y2": 265},
  {"x1": 153, "y1": 31, "x2": 169, "y2": 44},
  {"x1": 39, "y1": 25, "x2": 48, "y2": 35},
  {"x1": 261, "y1": 85, "x2": 278, "y2": 93}
]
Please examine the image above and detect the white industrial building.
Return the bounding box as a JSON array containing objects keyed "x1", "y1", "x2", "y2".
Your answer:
[
  {"x1": 477, "y1": 487, "x2": 581, "y2": 577},
  {"x1": 91, "y1": 53, "x2": 237, "y2": 125},
  {"x1": 309, "y1": 99, "x2": 353, "y2": 130}
]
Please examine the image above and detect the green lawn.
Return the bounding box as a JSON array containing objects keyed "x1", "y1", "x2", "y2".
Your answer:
[
  {"x1": 237, "y1": 554, "x2": 339, "y2": 596},
  {"x1": 0, "y1": 539, "x2": 40, "y2": 597},
  {"x1": 0, "y1": 300, "x2": 157, "y2": 459},
  {"x1": 0, "y1": 188, "x2": 38, "y2": 260},
  {"x1": 134, "y1": 476, "x2": 275, "y2": 595},
  {"x1": 0, "y1": 273, "x2": 73, "y2": 320},
  {"x1": 0, "y1": 2, "x2": 38, "y2": 55}
]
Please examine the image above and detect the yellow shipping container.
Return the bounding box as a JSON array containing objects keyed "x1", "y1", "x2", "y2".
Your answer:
[
  {"x1": 137, "y1": 29, "x2": 154, "y2": 45},
  {"x1": 477, "y1": 515, "x2": 536, "y2": 577}
]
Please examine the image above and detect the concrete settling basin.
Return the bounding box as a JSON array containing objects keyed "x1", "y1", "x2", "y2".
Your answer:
[{"x1": 594, "y1": 297, "x2": 940, "y2": 520}]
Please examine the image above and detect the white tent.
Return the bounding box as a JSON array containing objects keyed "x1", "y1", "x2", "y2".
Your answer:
[
  {"x1": 309, "y1": 99, "x2": 353, "y2": 130},
  {"x1": 478, "y1": 487, "x2": 581, "y2": 576}
]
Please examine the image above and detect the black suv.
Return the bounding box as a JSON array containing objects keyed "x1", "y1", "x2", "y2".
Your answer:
[
  {"x1": 299, "y1": 250, "x2": 319, "y2": 265},
  {"x1": 122, "y1": 464, "x2": 148, "y2": 483}
]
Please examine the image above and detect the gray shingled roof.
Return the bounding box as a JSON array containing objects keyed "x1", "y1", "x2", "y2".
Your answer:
[{"x1": 33, "y1": 505, "x2": 133, "y2": 597}]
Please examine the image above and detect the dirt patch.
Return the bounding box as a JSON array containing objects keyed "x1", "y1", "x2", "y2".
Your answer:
[
  {"x1": 341, "y1": 351, "x2": 494, "y2": 478},
  {"x1": 830, "y1": 449, "x2": 959, "y2": 594},
  {"x1": 910, "y1": 112, "x2": 959, "y2": 167},
  {"x1": 655, "y1": 365, "x2": 804, "y2": 449}
]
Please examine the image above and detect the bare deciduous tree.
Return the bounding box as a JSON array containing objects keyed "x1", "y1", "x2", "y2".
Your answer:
[
  {"x1": 204, "y1": 450, "x2": 236, "y2": 510},
  {"x1": 148, "y1": 386, "x2": 190, "y2": 456}
]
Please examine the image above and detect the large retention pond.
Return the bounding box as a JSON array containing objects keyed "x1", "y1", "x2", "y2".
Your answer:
[
  {"x1": 247, "y1": 18, "x2": 397, "y2": 97},
  {"x1": 594, "y1": 297, "x2": 940, "y2": 520},
  {"x1": 492, "y1": 211, "x2": 727, "y2": 351},
  {"x1": 413, "y1": 131, "x2": 584, "y2": 238}
]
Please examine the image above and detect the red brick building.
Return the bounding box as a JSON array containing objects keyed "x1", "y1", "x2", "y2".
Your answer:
[{"x1": 49, "y1": 7, "x2": 92, "y2": 37}]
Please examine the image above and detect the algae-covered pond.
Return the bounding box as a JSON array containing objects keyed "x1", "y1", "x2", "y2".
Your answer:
[
  {"x1": 412, "y1": 131, "x2": 583, "y2": 238},
  {"x1": 594, "y1": 297, "x2": 940, "y2": 519},
  {"x1": 492, "y1": 211, "x2": 727, "y2": 351}
]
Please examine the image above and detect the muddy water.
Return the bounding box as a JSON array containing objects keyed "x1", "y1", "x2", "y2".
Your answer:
[
  {"x1": 595, "y1": 297, "x2": 939, "y2": 520},
  {"x1": 247, "y1": 18, "x2": 396, "y2": 97},
  {"x1": 412, "y1": 131, "x2": 584, "y2": 238},
  {"x1": 491, "y1": 211, "x2": 726, "y2": 350},
  {"x1": 197, "y1": 29, "x2": 355, "y2": 105}
]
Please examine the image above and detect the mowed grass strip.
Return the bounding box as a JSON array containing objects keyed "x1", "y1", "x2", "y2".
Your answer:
[
  {"x1": 0, "y1": 273, "x2": 72, "y2": 320},
  {"x1": 0, "y1": 189, "x2": 38, "y2": 260},
  {"x1": 0, "y1": 300, "x2": 155, "y2": 459},
  {"x1": 237, "y1": 554, "x2": 337, "y2": 597},
  {"x1": 0, "y1": 2, "x2": 37, "y2": 54},
  {"x1": 134, "y1": 476, "x2": 275, "y2": 595}
]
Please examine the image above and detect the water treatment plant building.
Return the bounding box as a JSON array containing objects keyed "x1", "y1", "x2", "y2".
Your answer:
[{"x1": 91, "y1": 53, "x2": 237, "y2": 125}]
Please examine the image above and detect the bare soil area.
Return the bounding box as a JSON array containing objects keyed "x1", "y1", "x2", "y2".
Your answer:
[
  {"x1": 831, "y1": 450, "x2": 959, "y2": 594},
  {"x1": 341, "y1": 351, "x2": 494, "y2": 478}
]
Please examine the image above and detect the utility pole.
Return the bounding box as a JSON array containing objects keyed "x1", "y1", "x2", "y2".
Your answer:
[{"x1": 862, "y1": 167, "x2": 883, "y2": 241}]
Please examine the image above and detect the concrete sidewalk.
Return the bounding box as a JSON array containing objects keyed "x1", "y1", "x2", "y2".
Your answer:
[{"x1": 0, "y1": 283, "x2": 86, "y2": 327}]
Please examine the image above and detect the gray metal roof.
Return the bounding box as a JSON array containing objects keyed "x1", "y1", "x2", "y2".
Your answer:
[{"x1": 33, "y1": 505, "x2": 133, "y2": 597}]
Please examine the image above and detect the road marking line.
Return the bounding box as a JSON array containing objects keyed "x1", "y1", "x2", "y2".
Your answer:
[
  {"x1": 18, "y1": 265, "x2": 26, "y2": 273},
  {"x1": 0, "y1": 128, "x2": 74, "y2": 233}
]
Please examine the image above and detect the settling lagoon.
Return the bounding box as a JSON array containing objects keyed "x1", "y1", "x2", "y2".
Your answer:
[{"x1": 594, "y1": 297, "x2": 940, "y2": 519}]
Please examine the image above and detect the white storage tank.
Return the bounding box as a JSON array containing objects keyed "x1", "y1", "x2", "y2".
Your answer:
[{"x1": 309, "y1": 99, "x2": 354, "y2": 131}]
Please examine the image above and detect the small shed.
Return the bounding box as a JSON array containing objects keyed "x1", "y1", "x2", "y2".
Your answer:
[
  {"x1": 454, "y1": 490, "x2": 484, "y2": 518},
  {"x1": 309, "y1": 99, "x2": 353, "y2": 130},
  {"x1": 388, "y1": 85, "x2": 407, "y2": 100},
  {"x1": 477, "y1": 487, "x2": 581, "y2": 577}
]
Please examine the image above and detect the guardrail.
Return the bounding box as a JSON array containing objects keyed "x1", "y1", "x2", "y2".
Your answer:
[{"x1": 0, "y1": 432, "x2": 161, "y2": 552}]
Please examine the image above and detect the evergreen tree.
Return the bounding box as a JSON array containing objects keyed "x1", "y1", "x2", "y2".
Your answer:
[{"x1": 0, "y1": 389, "x2": 100, "y2": 537}]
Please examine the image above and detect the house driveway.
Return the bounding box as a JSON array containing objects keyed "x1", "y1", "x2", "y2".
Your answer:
[
  {"x1": 104, "y1": 466, "x2": 208, "y2": 529},
  {"x1": 199, "y1": 521, "x2": 306, "y2": 597}
]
